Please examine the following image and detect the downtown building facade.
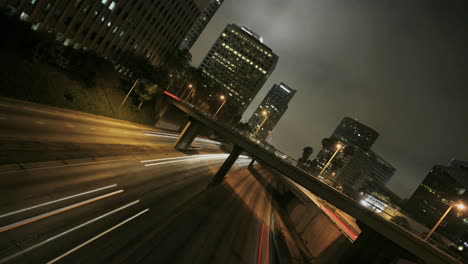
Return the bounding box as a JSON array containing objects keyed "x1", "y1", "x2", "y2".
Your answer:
[
  {"x1": 179, "y1": 0, "x2": 223, "y2": 51},
  {"x1": 313, "y1": 117, "x2": 395, "y2": 199},
  {"x1": 248, "y1": 82, "x2": 296, "y2": 141},
  {"x1": 1, "y1": 0, "x2": 209, "y2": 65},
  {"x1": 404, "y1": 160, "x2": 468, "y2": 244},
  {"x1": 200, "y1": 24, "x2": 278, "y2": 123}
]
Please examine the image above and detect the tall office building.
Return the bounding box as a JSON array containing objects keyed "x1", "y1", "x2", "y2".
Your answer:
[
  {"x1": 331, "y1": 117, "x2": 379, "y2": 150},
  {"x1": 404, "y1": 161, "x2": 468, "y2": 242},
  {"x1": 200, "y1": 24, "x2": 278, "y2": 121},
  {"x1": 333, "y1": 147, "x2": 395, "y2": 195},
  {"x1": 179, "y1": 0, "x2": 223, "y2": 51},
  {"x1": 248, "y1": 82, "x2": 296, "y2": 141},
  {"x1": 1, "y1": 0, "x2": 208, "y2": 65},
  {"x1": 313, "y1": 117, "x2": 394, "y2": 198}
]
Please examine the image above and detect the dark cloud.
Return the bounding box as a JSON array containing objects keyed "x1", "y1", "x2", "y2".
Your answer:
[{"x1": 191, "y1": 0, "x2": 468, "y2": 198}]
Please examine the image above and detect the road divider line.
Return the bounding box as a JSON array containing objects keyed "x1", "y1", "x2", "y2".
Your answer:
[
  {"x1": 0, "y1": 190, "x2": 124, "y2": 233},
  {"x1": 47, "y1": 208, "x2": 149, "y2": 264},
  {"x1": 0, "y1": 200, "x2": 140, "y2": 264},
  {"x1": 0, "y1": 184, "x2": 118, "y2": 219}
]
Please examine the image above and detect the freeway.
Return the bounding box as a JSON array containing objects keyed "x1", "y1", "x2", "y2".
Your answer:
[
  {"x1": 0, "y1": 98, "x2": 300, "y2": 263},
  {"x1": 0, "y1": 97, "x2": 221, "y2": 164}
]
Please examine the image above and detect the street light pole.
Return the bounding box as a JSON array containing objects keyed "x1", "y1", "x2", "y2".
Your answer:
[
  {"x1": 254, "y1": 110, "x2": 269, "y2": 136},
  {"x1": 117, "y1": 78, "x2": 140, "y2": 113},
  {"x1": 425, "y1": 203, "x2": 465, "y2": 240},
  {"x1": 317, "y1": 143, "x2": 343, "y2": 178},
  {"x1": 214, "y1": 95, "x2": 227, "y2": 117}
]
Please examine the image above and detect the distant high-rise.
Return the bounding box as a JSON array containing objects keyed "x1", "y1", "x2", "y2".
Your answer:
[
  {"x1": 333, "y1": 147, "x2": 395, "y2": 195},
  {"x1": 404, "y1": 161, "x2": 468, "y2": 243},
  {"x1": 248, "y1": 82, "x2": 296, "y2": 141},
  {"x1": 200, "y1": 24, "x2": 278, "y2": 121},
  {"x1": 331, "y1": 117, "x2": 379, "y2": 150},
  {"x1": 2, "y1": 0, "x2": 207, "y2": 65},
  {"x1": 313, "y1": 117, "x2": 394, "y2": 198},
  {"x1": 179, "y1": 0, "x2": 224, "y2": 51}
]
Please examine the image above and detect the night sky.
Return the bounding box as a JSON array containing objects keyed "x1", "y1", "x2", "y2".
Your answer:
[{"x1": 190, "y1": 0, "x2": 468, "y2": 198}]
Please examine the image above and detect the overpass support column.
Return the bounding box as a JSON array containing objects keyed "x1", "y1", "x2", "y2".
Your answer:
[
  {"x1": 208, "y1": 145, "x2": 243, "y2": 187},
  {"x1": 174, "y1": 119, "x2": 201, "y2": 150}
]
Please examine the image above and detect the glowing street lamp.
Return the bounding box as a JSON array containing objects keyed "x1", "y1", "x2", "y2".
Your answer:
[
  {"x1": 425, "y1": 202, "x2": 465, "y2": 240},
  {"x1": 317, "y1": 143, "x2": 343, "y2": 178},
  {"x1": 254, "y1": 110, "x2": 269, "y2": 136},
  {"x1": 213, "y1": 95, "x2": 227, "y2": 117}
]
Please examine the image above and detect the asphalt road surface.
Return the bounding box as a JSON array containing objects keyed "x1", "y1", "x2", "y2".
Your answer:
[
  {"x1": 0, "y1": 98, "x2": 299, "y2": 263},
  {"x1": 0, "y1": 97, "x2": 222, "y2": 164}
]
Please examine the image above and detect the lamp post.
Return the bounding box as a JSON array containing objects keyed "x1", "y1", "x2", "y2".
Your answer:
[
  {"x1": 117, "y1": 78, "x2": 140, "y2": 113},
  {"x1": 165, "y1": 74, "x2": 174, "y2": 91},
  {"x1": 317, "y1": 143, "x2": 343, "y2": 178},
  {"x1": 425, "y1": 202, "x2": 465, "y2": 240},
  {"x1": 213, "y1": 95, "x2": 227, "y2": 117},
  {"x1": 254, "y1": 110, "x2": 269, "y2": 136},
  {"x1": 181, "y1": 83, "x2": 193, "y2": 101}
]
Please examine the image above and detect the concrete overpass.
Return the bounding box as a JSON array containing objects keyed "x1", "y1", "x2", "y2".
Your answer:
[{"x1": 167, "y1": 99, "x2": 461, "y2": 264}]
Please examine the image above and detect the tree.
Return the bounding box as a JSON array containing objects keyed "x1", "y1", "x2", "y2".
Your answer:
[
  {"x1": 165, "y1": 49, "x2": 192, "y2": 78},
  {"x1": 297, "y1": 146, "x2": 313, "y2": 168},
  {"x1": 119, "y1": 51, "x2": 168, "y2": 85},
  {"x1": 134, "y1": 80, "x2": 158, "y2": 110}
]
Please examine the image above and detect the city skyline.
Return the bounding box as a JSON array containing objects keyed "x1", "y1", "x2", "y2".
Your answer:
[{"x1": 191, "y1": 0, "x2": 468, "y2": 198}]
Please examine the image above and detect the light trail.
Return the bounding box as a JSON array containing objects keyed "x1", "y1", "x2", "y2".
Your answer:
[
  {"x1": 140, "y1": 154, "x2": 229, "y2": 164},
  {"x1": 258, "y1": 223, "x2": 265, "y2": 264},
  {"x1": 0, "y1": 184, "x2": 118, "y2": 219},
  {"x1": 0, "y1": 200, "x2": 140, "y2": 264},
  {"x1": 143, "y1": 155, "x2": 229, "y2": 167},
  {"x1": 322, "y1": 206, "x2": 359, "y2": 241},
  {"x1": 0, "y1": 190, "x2": 124, "y2": 233},
  {"x1": 143, "y1": 131, "x2": 221, "y2": 145},
  {"x1": 47, "y1": 208, "x2": 149, "y2": 264},
  {"x1": 264, "y1": 228, "x2": 270, "y2": 264}
]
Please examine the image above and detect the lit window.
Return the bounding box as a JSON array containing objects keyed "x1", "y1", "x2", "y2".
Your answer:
[
  {"x1": 112, "y1": 26, "x2": 118, "y2": 33},
  {"x1": 108, "y1": 1, "x2": 116, "y2": 11},
  {"x1": 63, "y1": 38, "x2": 72, "y2": 46},
  {"x1": 101, "y1": 0, "x2": 108, "y2": 4},
  {"x1": 107, "y1": 21, "x2": 112, "y2": 27},
  {"x1": 119, "y1": 31, "x2": 125, "y2": 37}
]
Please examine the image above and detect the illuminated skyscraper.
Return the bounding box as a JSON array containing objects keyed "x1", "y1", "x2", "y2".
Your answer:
[
  {"x1": 200, "y1": 24, "x2": 278, "y2": 122},
  {"x1": 179, "y1": 0, "x2": 224, "y2": 51},
  {"x1": 249, "y1": 82, "x2": 296, "y2": 141},
  {"x1": 405, "y1": 161, "x2": 468, "y2": 243},
  {"x1": 312, "y1": 117, "x2": 394, "y2": 198},
  {"x1": 331, "y1": 117, "x2": 379, "y2": 150}
]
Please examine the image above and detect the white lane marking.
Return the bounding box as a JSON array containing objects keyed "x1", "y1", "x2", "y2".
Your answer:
[
  {"x1": 140, "y1": 154, "x2": 229, "y2": 164},
  {"x1": 0, "y1": 200, "x2": 140, "y2": 264},
  {"x1": 35, "y1": 121, "x2": 44, "y2": 125},
  {"x1": 0, "y1": 184, "x2": 118, "y2": 219},
  {"x1": 0, "y1": 190, "x2": 124, "y2": 233},
  {"x1": 47, "y1": 208, "x2": 149, "y2": 264}
]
